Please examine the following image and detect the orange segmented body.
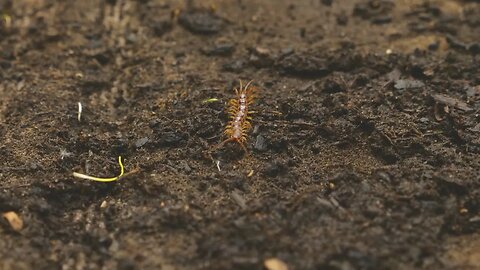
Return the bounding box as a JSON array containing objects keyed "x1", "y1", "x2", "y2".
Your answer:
[{"x1": 219, "y1": 80, "x2": 256, "y2": 152}]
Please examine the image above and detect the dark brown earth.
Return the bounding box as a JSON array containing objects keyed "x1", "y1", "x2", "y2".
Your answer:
[{"x1": 1, "y1": 0, "x2": 480, "y2": 269}]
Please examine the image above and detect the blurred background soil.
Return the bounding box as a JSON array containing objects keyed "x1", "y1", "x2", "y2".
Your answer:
[{"x1": 0, "y1": 0, "x2": 480, "y2": 269}]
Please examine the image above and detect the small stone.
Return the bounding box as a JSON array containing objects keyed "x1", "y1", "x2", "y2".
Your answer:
[
  {"x1": 202, "y1": 43, "x2": 235, "y2": 56},
  {"x1": 152, "y1": 19, "x2": 173, "y2": 36},
  {"x1": 2, "y1": 211, "x2": 23, "y2": 231},
  {"x1": 323, "y1": 77, "x2": 346, "y2": 93},
  {"x1": 321, "y1": 0, "x2": 333, "y2": 6},
  {"x1": 254, "y1": 135, "x2": 268, "y2": 152},
  {"x1": 135, "y1": 137, "x2": 149, "y2": 148},
  {"x1": 371, "y1": 15, "x2": 392, "y2": 24},
  {"x1": 336, "y1": 11, "x2": 348, "y2": 25},
  {"x1": 280, "y1": 47, "x2": 294, "y2": 57},
  {"x1": 394, "y1": 79, "x2": 425, "y2": 90},
  {"x1": 263, "y1": 161, "x2": 287, "y2": 177},
  {"x1": 466, "y1": 85, "x2": 480, "y2": 99},
  {"x1": 264, "y1": 258, "x2": 289, "y2": 270},
  {"x1": 222, "y1": 60, "x2": 244, "y2": 72},
  {"x1": 178, "y1": 160, "x2": 192, "y2": 174},
  {"x1": 428, "y1": 41, "x2": 439, "y2": 51},
  {"x1": 100, "y1": 201, "x2": 108, "y2": 208},
  {"x1": 178, "y1": 10, "x2": 224, "y2": 34},
  {"x1": 277, "y1": 53, "x2": 329, "y2": 77},
  {"x1": 156, "y1": 131, "x2": 186, "y2": 147}
]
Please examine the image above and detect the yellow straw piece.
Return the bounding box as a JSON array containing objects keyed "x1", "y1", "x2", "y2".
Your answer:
[
  {"x1": 73, "y1": 156, "x2": 125, "y2": 182},
  {"x1": 2, "y1": 14, "x2": 11, "y2": 29},
  {"x1": 202, "y1": 98, "x2": 219, "y2": 104}
]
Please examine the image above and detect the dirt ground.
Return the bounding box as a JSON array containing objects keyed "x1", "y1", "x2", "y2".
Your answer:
[{"x1": 0, "y1": 0, "x2": 479, "y2": 269}]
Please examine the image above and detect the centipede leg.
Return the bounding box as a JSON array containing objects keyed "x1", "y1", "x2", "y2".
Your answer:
[
  {"x1": 242, "y1": 121, "x2": 252, "y2": 129},
  {"x1": 229, "y1": 99, "x2": 238, "y2": 107},
  {"x1": 244, "y1": 80, "x2": 253, "y2": 91},
  {"x1": 213, "y1": 137, "x2": 235, "y2": 151},
  {"x1": 238, "y1": 141, "x2": 248, "y2": 154}
]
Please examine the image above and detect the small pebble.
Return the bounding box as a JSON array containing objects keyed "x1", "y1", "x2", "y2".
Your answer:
[
  {"x1": 254, "y1": 135, "x2": 268, "y2": 152},
  {"x1": 135, "y1": 137, "x2": 149, "y2": 148}
]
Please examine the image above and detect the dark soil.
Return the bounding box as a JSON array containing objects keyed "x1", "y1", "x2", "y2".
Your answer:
[{"x1": 1, "y1": 0, "x2": 480, "y2": 269}]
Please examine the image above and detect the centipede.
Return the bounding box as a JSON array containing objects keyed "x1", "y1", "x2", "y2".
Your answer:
[{"x1": 217, "y1": 80, "x2": 256, "y2": 152}]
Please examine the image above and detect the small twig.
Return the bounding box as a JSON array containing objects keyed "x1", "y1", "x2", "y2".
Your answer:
[
  {"x1": 77, "y1": 102, "x2": 82, "y2": 122},
  {"x1": 73, "y1": 156, "x2": 128, "y2": 182},
  {"x1": 202, "y1": 98, "x2": 219, "y2": 104},
  {"x1": 0, "y1": 184, "x2": 32, "y2": 190},
  {"x1": 216, "y1": 160, "x2": 221, "y2": 171},
  {"x1": 0, "y1": 165, "x2": 39, "y2": 172}
]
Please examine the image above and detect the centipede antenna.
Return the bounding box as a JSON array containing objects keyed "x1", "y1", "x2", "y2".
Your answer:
[
  {"x1": 239, "y1": 142, "x2": 248, "y2": 153},
  {"x1": 244, "y1": 80, "x2": 254, "y2": 90}
]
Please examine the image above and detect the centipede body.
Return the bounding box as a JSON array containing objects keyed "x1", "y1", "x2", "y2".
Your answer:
[{"x1": 219, "y1": 80, "x2": 256, "y2": 152}]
